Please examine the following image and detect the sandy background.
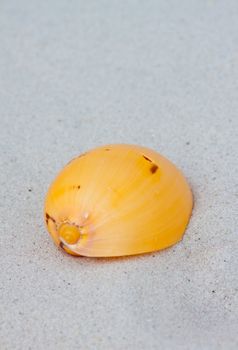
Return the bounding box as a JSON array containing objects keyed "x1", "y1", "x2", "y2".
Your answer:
[{"x1": 0, "y1": 0, "x2": 238, "y2": 349}]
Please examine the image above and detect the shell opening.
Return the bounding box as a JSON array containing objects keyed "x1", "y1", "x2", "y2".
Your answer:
[{"x1": 58, "y1": 223, "x2": 81, "y2": 245}]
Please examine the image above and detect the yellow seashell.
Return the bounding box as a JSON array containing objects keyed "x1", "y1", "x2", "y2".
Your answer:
[{"x1": 44, "y1": 144, "x2": 193, "y2": 257}]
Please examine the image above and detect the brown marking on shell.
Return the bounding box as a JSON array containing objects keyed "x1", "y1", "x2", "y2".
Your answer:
[
  {"x1": 72, "y1": 185, "x2": 81, "y2": 190},
  {"x1": 59, "y1": 242, "x2": 65, "y2": 250},
  {"x1": 150, "y1": 164, "x2": 158, "y2": 174},
  {"x1": 78, "y1": 152, "x2": 87, "y2": 158},
  {"x1": 143, "y1": 155, "x2": 152, "y2": 162},
  {"x1": 66, "y1": 152, "x2": 88, "y2": 166},
  {"x1": 45, "y1": 213, "x2": 56, "y2": 225}
]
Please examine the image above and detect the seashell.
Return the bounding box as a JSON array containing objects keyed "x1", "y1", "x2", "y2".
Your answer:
[{"x1": 44, "y1": 144, "x2": 193, "y2": 257}]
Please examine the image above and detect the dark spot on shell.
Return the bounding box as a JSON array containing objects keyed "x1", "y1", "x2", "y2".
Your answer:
[
  {"x1": 78, "y1": 152, "x2": 87, "y2": 158},
  {"x1": 150, "y1": 164, "x2": 158, "y2": 174},
  {"x1": 59, "y1": 242, "x2": 66, "y2": 250},
  {"x1": 105, "y1": 148, "x2": 111, "y2": 151},
  {"x1": 28, "y1": 188, "x2": 32, "y2": 192},
  {"x1": 72, "y1": 185, "x2": 81, "y2": 190},
  {"x1": 66, "y1": 152, "x2": 87, "y2": 166},
  {"x1": 45, "y1": 213, "x2": 56, "y2": 225},
  {"x1": 143, "y1": 155, "x2": 152, "y2": 162},
  {"x1": 66, "y1": 158, "x2": 76, "y2": 166}
]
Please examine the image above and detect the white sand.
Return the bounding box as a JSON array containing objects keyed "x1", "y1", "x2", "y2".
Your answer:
[{"x1": 0, "y1": 1, "x2": 237, "y2": 349}]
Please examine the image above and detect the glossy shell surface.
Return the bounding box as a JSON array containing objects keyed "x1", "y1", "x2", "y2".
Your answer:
[{"x1": 44, "y1": 144, "x2": 193, "y2": 257}]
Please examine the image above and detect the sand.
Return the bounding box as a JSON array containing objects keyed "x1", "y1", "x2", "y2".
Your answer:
[{"x1": 0, "y1": 1, "x2": 237, "y2": 349}]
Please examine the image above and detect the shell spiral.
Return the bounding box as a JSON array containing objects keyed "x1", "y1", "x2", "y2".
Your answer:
[{"x1": 44, "y1": 144, "x2": 193, "y2": 257}]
